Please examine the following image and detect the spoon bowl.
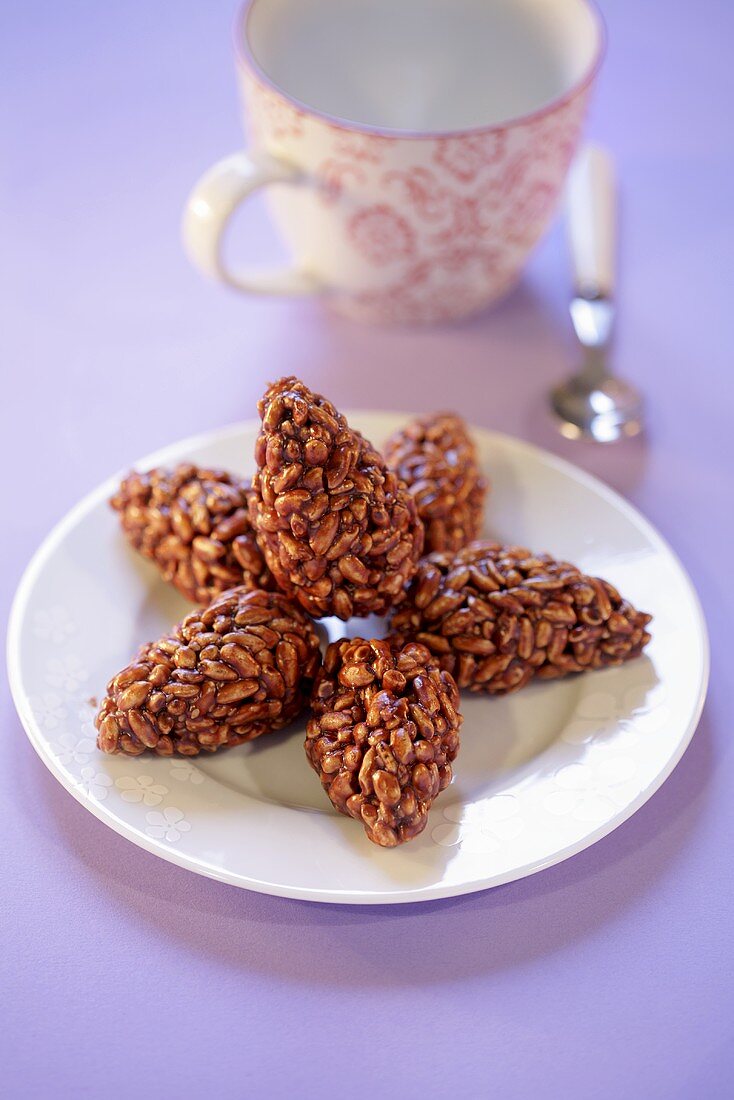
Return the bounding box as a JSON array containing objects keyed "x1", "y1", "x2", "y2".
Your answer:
[{"x1": 552, "y1": 373, "x2": 644, "y2": 442}]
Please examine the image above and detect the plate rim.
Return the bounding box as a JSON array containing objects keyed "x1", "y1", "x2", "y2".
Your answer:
[{"x1": 7, "y1": 416, "x2": 710, "y2": 904}]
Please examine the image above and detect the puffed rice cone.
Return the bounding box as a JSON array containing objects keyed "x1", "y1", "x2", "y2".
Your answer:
[
  {"x1": 306, "y1": 638, "x2": 462, "y2": 847},
  {"x1": 111, "y1": 463, "x2": 273, "y2": 604},
  {"x1": 96, "y1": 588, "x2": 321, "y2": 756},
  {"x1": 249, "y1": 377, "x2": 424, "y2": 620},
  {"x1": 390, "y1": 541, "x2": 652, "y2": 695},
  {"x1": 383, "y1": 412, "x2": 487, "y2": 553}
]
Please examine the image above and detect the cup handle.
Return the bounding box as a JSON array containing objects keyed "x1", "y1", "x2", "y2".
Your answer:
[{"x1": 182, "y1": 151, "x2": 322, "y2": 296}]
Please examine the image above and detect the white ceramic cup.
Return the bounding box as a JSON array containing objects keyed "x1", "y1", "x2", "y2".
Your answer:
[{"x1": 183, "y1": 0, "x2": 604, "y2": 324}]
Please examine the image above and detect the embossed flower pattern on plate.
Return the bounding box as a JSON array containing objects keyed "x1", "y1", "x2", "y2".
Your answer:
[
  {"x1": 78, "y1": 767, "x2": 113, "y2": 801},
  {"x1": 54, "y1": 729, "x2": 96, "y2": 766},
  {"x1": 432, "y1": 795, "x2": 523, "y2": 854},
  {"x1": 145, "y1": 808, "x2": 191, "y2": 843},
  {"x1": 45, "y1": 654, "x2": 89, "y2": 694},
  {"x1": 31, "y1": 691, "x2": 68, "y2": 732},
  {"x1": 116, "y1": 775, "x2": 169, "y2": 806},
  {"x1": 33, "y1": 606, "x2": 76, "y2": 644},
  {"x1": 562, "y1": 680, "x2": 669, "y2": 749},
  {"x1": 170, "y1": 760, "x2": 204, "y2": 785},
  {"x1": 544, "y1": 758, "x2": 640, "y2": 825}
]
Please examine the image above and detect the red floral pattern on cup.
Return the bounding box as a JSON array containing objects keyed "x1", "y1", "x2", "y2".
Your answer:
[
  {"x1": 382, "y1": 168, "x2": 452, "y2": 223},
  {"x1": 500, "y1": 181, "x2": 558, "y2": 244},
  {"x1": 429, "y1": 194, "x2": 495, "y2": 246},
  {"x1": 433, "y1": 131, "x2": 507, "y2": 183},
  {"x1": 347, "y1": 204, "x2": 416, "y2": 265},
  {"x1": 332, "y1": 132, "x2": 392, "y2": 164},
  {"x1": 247, "y1": 83, "x2": 306, "y2": 143},
  {"x1": 347, "y1": 246, "x2": 515, "y2": 324},
  {"x1": 317, "y1": 159, "x2": 368, "y2": 205},
  {"x1": 241, "y1": 68, "x2": 592, "y2": 323}
]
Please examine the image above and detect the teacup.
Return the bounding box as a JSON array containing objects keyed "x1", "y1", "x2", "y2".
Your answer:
[{"x1": 184, "y1": 0, "x2": 604, "y2": 324}]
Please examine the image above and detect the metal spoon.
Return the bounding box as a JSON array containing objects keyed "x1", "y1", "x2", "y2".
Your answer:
[{"x1": 551, "y1": 145, "x2": 644, "y2": 442}]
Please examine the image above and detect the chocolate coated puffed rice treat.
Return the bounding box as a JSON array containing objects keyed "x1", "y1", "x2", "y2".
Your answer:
[
  {"x1": 391, "y1": 541, "x2": 652, "y2": 695},
  {"x1": 111, "y1": 464, "x2": 273, "y2": 604},
  {"x1": 248, "y1": 377, "x2": 424, "y2": 620},
  {"x1": 96, "y1": 588, "x2": 321, "y2": 756},
  {"x1": 306, "y1": 638, "x2": 462, "y2": 847},
  {"x1": 383, "y1": 412, "x2": 487, "y2": 553}
]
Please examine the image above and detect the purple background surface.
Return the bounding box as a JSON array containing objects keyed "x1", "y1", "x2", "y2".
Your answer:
[{"x1": 2, "y1": 1, "x2": 732, "y2": 1096}]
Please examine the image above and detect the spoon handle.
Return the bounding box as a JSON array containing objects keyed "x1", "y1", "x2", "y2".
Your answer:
[{"x1": 567, "y1": 145, "x2": 616, "y2": 300}]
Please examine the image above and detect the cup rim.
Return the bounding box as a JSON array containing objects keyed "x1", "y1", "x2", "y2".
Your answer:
[{"x1": 233, "y1": 0, "x2": 606, "y2": 139}]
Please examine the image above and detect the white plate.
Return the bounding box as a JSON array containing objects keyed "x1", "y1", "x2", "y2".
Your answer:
[{"x1": 8, "y1": 416, "x2": 709, "y2": 904}]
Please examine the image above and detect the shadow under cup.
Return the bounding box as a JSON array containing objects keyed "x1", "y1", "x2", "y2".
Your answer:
[{"x1": 184, "y1": 0, "x2": 604, "y2": 323}]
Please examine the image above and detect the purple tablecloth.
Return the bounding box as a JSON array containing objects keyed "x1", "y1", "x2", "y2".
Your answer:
[{"x1": 3, "y1": 1, "x2": 732, "y2": 1095}]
